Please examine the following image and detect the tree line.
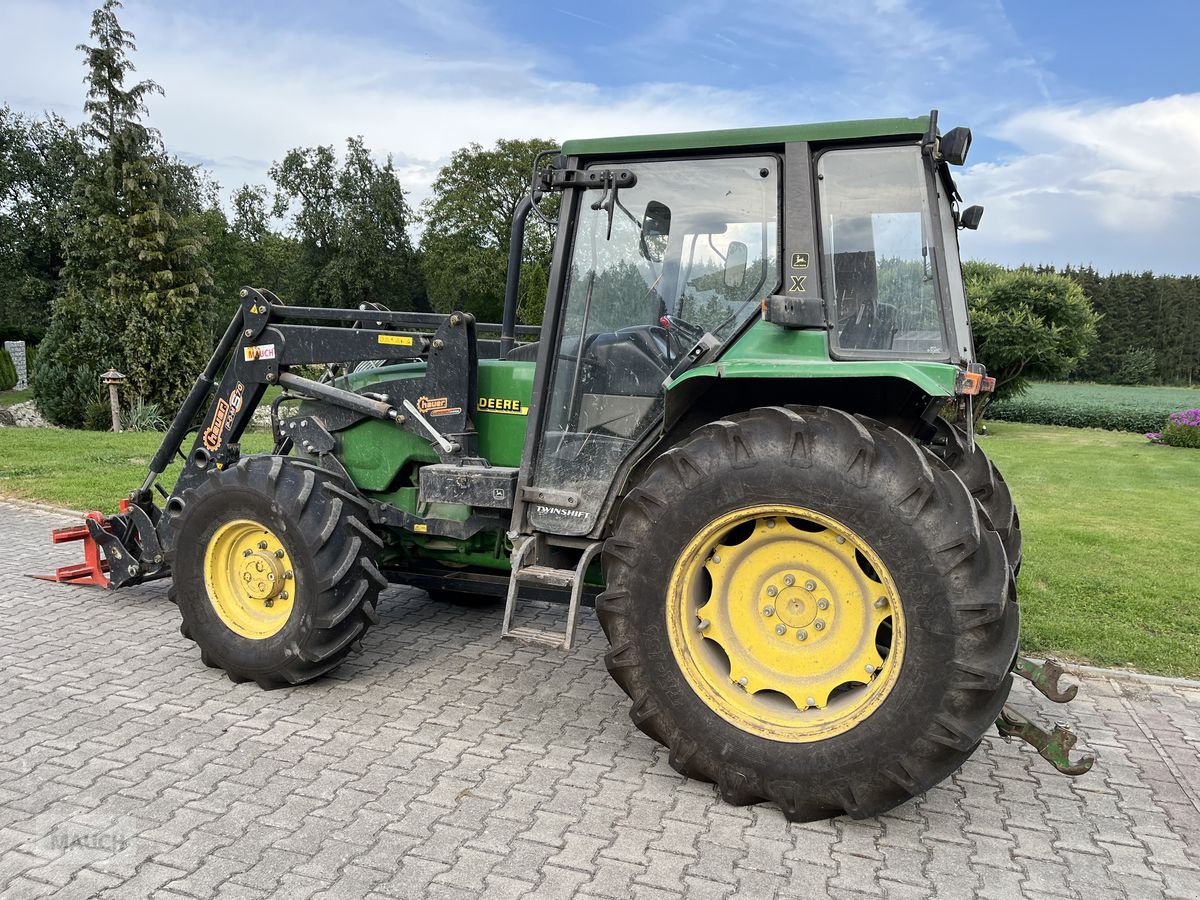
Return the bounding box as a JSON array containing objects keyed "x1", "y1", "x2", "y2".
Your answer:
[
  {"x1": 0, "y1": 1, "x2": 553, "y2": 427},
  {"x1": 2, "y1": 2, "x2": 1194, "y2": 428}
]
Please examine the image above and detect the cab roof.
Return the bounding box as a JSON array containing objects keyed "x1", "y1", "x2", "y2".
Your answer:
[{"x1": 560, "y1": 115, "x2": 930, "y2": 158}]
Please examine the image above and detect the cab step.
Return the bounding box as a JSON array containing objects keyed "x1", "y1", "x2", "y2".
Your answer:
[{"x1": 502, "y1": 536, "x2": 602, "y2": 650}]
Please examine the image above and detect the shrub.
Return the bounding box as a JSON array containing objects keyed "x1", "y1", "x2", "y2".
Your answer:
[
  {"x1": 0, "y1": 349, "x2": 17, "y2": 392},
  {"x1": 1147, "y1": 409, "x2": 1200, "y2": 449},
  {"x1": 966, "y1": 266, "x2": 1099, "y2": 400},
  {"x1": 987, "y1": 399, "x2": 1170, "y2": 434},
  {"x1": 119, "y1": 398, "x2": 167, "y2": 432}
]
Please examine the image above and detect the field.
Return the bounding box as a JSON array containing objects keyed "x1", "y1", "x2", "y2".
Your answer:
[
  {"x1": 987, "y1": 381, "x2": 1199, "y2": 433},
  {"x1": 1, "y1": 421, "x2": 1197, "y2": 677}
]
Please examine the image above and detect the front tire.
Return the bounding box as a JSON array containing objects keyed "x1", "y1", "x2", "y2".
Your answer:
[
  {"x1": 171, "y1": 456, "x2": 387, "y2": 688},
  {"x1": 597, "y1": 406, "x2": 1019, "y2": 821}
]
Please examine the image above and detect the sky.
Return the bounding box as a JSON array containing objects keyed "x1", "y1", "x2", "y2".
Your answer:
[{"x1": 1, "y1": 0, "x2": 1198, "y2": 274}]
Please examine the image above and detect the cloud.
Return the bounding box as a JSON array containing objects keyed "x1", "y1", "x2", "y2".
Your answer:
[
  {"x1": 959, "y1": 94, "x2": 1200, "y2": 273},
  {"x1": 0, "y1": 0, "x2": 757, "y2": 213}
]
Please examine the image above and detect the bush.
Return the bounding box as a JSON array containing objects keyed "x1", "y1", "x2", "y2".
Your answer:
[
  {"x1": 119, "y1": 398, "x2": 167, "y2": 432},
  {"x1": 986, "y1": 399, "x2": 1170, "y2": 433},
  {"x1": 1147, "y1": 409, "x2": 1200, "y2": 449},
  {"x1": 966, "y1": 266, "x2": 1099, "y2": 400},
  {"x1": 33, "y1": 287, "x2": 123, "y2": 428},
  {"x1": 985, "y1": 383, "x2": 1197, "y2": 433},
  {"x1": 0, "y1": 349, "x2": 17, "y2": 391},
  {"x1": 25, "y1": 344, "x2": 37, "y2": 387}
]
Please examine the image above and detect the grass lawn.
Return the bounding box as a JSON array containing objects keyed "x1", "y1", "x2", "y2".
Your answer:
[
  {"x1": 0, "y1": 388, "x2": 34, "y2": 407},
  {"x1": 1, "y1": 421, "x2": 1197, "y2": 677},
  {"x1": 983, "y1": 421, "x2": 1199, "y2": 678},
  {"x1": 0, "y1": 429, "x2": 273, "y2": 513}
]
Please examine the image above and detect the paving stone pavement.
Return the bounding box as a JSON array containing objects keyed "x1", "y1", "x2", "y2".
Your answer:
[{"x1": 1, "y1": 499, "x2": 1198, "y2": 899}]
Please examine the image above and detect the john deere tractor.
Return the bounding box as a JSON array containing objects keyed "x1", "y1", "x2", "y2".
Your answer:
[{"x1": 44, "y1": 110, "x2": 1092, "y2": 820}]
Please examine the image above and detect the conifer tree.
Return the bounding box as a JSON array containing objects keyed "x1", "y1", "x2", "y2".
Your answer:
[{"x1": 35, "y1": 0, "x2": 210, "y2": 426}]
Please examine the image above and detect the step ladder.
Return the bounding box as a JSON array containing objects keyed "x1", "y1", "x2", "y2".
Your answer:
[{"x1": 502, "y1": 535, "x2": 602, "y2": 650}]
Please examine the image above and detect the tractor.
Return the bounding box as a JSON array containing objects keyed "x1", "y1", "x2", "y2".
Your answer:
[{"x1": 42, "y1": 110, "x2": 1092, "y2": 821}]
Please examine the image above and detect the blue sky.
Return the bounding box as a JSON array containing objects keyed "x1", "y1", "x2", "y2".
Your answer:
[{"x1": 2, "y1": 0, "x2": 1198, "y2": 273}]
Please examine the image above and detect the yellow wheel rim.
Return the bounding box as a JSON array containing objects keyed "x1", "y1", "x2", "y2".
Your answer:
[
  {"x1": 203, "y1": 519, "x2": 296, "y2": 639},
  {"x1": 667, "y1": 505, "x2": 905, "y2": 742}
]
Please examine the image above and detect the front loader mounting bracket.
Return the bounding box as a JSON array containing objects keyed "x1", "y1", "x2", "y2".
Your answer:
[{"x1": 996, "y1": 706, "x2": 1094, "y2": 776}]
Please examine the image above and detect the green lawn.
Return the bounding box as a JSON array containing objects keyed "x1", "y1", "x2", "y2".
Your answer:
[
  {"x1": 983, "y1": 422, "x2": 1199, "y2": 678},
  {"x1": 0, "y1": 388, "x2": 34, "y2": 407},
  {"x1": 0, "y1": 429, "x2": 272, "y2": 513},
  {"x1": 1, "y1": 421, "x2": 1197, "y2": 677}
]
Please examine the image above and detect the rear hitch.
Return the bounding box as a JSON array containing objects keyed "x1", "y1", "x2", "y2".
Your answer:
[
  {"x1": 995, "y1": 706, "x2": 1094, "y2": 776},
  {"x1": 1014, "y1": 655, "x2": 1078, "y2": 703}
]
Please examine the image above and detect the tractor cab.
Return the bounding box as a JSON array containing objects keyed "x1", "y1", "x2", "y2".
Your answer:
[{"x1": 513, "y1": 112, "x2": 985, "y2": 541}]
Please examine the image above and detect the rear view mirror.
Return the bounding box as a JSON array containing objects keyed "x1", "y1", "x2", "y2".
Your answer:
[
  {"x1": 642, "y1": 201, "x2": 671, "y2": 262},
  {"x1": 724, "y1": 241, "x2": 748, "y2": 289},
  {"x1": 960, "y1": 205, "x2": 984, "y2": 230}
]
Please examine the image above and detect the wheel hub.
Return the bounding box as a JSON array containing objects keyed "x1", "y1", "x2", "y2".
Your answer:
[
  {"x1": 203, "y1": 520, "x2": 296, "y2": 639},
  {"x1": 668, "y1": 506, "x2": 905, "y2": 742}
]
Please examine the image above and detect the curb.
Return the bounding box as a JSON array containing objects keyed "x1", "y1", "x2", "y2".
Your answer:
[
  {"x1": 1064, "y1": 661, "x2": 1200, "y2": 690},
  {"x1": 0, "y1": 497, "x2": 88, "y2": 519}
]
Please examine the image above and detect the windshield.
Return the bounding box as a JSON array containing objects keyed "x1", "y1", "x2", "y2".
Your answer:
[
  {"x1": 817, "y1": 145, "x2": 949, "y2": 357},
  {"x1": 527, "y1": 155, "x2": 779, "y2": 536}
]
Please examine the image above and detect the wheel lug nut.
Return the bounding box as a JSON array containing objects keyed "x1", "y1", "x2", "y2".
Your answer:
[
  {"x1": 835, "y1": 535, "x2": 846, "y2": 544},
  {"x1": 275, "y1": 549, "x2": 285, "y2": 558},
  {"x1": 775, "y1": 624, "x2": 786, "y2": 636},
  {"x1": 284, "y1": 571, "x2": 293, "y2": 580},
  {"x1": 738, "y1": 677, "x2": 748, "y2": 689},
  {"x1": 765, "y1": 519, "x2": 775, "y2": 529},
  {"x1": 258, "y1": 541, "x2": 268, "y2": 550},
  {"x1": 806, "y1": 697, "x2": 816, "y2": 708},
  {"x1": 797, "y1": 629, "x2": 808, "y2": 641},
  {"x1": 804, "y1": 580, "x2": 816, "y2": 591},
  {"x1": 242, "y1": 549, "x2": 252, "y2": 558},
  {"x1": 698, "y1": 619, "x2": 711, "y2": 632},
  {"x1": 264, "y1": 599, "x2": 273, "y2": 607},
  {"x1": 814, "y1": 619, "x2": 825, "y2": 631},
  {"x1": 865, "y1": 664, "x2": 876, "y2": 675},
  {"x1": 762, "y1": 606, "x2": 775, "y2": 617},
  {"x1": 783, "y1": 575, "x2": 794, "y2": 587},
  {"x1": 279, "y1": 591, "x2": 289, "y2": 600},
  {"x1": 818, "y1": 598, "x2": 829, "y2": 610},
  {"x1": 711, "y1": 554, "x2": 721, "y2": 564},
  {"x1": 766, "y1": 585, "x2": 778, "y2": 597},
  {"x1": 875, "y1": 597, "x2": 888, "y2": 609}
]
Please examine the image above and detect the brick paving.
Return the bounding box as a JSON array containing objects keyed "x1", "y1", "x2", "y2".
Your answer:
[{"x1": 1, "y1": 499, "x2": 1198, "y2": 899}]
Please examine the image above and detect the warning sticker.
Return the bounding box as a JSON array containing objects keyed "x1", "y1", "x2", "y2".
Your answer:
[{"x1": 378, "y1": 334, "x2": 414, "y2": 346}]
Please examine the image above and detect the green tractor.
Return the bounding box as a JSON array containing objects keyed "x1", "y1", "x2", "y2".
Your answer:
[{"x1": 44, "y1": 110, "x2": 1092, "y2": 820}]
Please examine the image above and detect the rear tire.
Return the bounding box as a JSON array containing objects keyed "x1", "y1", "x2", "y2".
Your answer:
[
  {"x1": 171, "y1": 456, "x2": 386, "y2": 688},
  {"x1": 925, "y1": 417, "x2": 1022, "y2": 576},
  {"x1": 597, "y1": 406, "x2": 1019, "y2": 821}
]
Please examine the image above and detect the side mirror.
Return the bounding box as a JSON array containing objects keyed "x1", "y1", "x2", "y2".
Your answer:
[
  {"x1": 959, "y1": 205, "x2": 984, "y2": 230},
  {"x1": 641, "y1": 201, "x2": 671, "y2": 262},
  {"x1": 940, "y1": 126, "x2": 972, "y2": 166},
  {"x1": 724, "y1": 241, "x2": 748, "y2": 289}
]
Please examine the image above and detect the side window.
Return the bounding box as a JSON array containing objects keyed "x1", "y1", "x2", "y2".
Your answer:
[{"x1": 818, "y1": 146, "x2": 947, "y2": 356}]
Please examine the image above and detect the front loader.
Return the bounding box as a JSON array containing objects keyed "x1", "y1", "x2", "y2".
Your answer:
[{"x1": 40, "y1": 110, "x2": 1092, "y2": 820}]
